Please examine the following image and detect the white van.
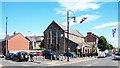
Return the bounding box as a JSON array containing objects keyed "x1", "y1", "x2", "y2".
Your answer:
[{"x1": 98, "y1": 51, "x2": 106, "y2": 58}]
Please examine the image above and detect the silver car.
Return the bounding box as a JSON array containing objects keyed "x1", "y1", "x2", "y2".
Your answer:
[{"x1": 113, "y1": 52, "x2": 120, "y2": 60}]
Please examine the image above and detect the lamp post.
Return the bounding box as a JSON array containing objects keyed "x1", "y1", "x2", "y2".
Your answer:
[
  {"x1": 67, "y1": 10, "x2": 76, "y2": 62},
  {"x1": 6, "y1": 17, "x2": 8, "y2": 55}
]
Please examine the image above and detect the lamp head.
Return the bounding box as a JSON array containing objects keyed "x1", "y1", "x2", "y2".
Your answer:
[{"x1": 73, "y1": 17, "x2": 77, "y2": 23}]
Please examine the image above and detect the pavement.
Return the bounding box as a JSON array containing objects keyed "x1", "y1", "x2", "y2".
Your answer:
[{"x1": 32, "y1": 56, "x2": 97, "y2": 66}]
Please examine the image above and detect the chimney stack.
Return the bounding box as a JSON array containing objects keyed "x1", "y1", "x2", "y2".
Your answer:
[
  {"x1": 13, "y1": 31, "x2": 16, "y2": 35},
  {"x1": 87, "y1": 32, "x2": 92, "y2": 35}
]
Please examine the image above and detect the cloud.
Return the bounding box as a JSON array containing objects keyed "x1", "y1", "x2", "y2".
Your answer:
[
  {"x1": 56, "y1": 0, "x2": 100, "y2": 16},
  {"x1": 62, "y1": 14, "x2": 101, "y2": 26},
  {"x1": 108, "y1": 37, "x2": 118, "y2": 41},
  {"x1": 93, "y1": 22, "x2": 118, "y2": 29}
]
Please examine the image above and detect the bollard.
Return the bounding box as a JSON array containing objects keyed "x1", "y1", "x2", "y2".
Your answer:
[
  {"x1": 43, "y1": 55, "x2": 45, "y2": 61},
  {"x1": 55, "y1": 55, "x2": 57, "y2": 60},
  {"x1": 51, "y1": 55, "x2": 52, "y2": 61},
  {"x1": 61, "y1": 55, "x2": 63, "y2": 61},
  {"x1": 64, "y1": 56, "x2": 66, "y2": 60}
]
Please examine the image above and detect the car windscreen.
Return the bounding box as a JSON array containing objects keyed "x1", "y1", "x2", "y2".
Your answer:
[
  {"x1": 22, "y1": 52, "x2": 28, "y2": 55},
  {"x1": 50, "y1": 51, "x2": 56, "y2": 54},
  {"x1": 115, "y1": 53, "x2": 120, "y2": 56}
]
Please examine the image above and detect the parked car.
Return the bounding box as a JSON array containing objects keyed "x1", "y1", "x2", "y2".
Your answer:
[
  {"x1": 63, "y1": 52, "x2": 77, "y2": 58},
  {"x1": 42, "y1": 50, "x2": 59, "y2": 60},
  {"x1": 29, "y1": 52, "x2": 37, "y2": 56},
  {"x1": 6, "y1": 53, "x2": 15, "y2": 60},
  {"x1": 36, "y1": 51, "x2": 43, "y2": 56},
  {"x1": 0, "y1": 52, "x2": 4, "y2": 58},
  {"x1": 12, "y1": 51, "x2": 29, "y2": 62},
  {"x1": 113, "y1": 52, "x2": 120, "y2": 60},
  {"x1": 98, "y1": 51, "x2": 106, "y2": 58}
]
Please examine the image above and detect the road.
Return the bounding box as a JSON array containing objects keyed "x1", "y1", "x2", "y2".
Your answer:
[
  {"x1": 0, "y1": 56, "x2": 120, "y2": 68},
  {"x1": 61, "y1": 56, "x2": 119, "y2": 66}
]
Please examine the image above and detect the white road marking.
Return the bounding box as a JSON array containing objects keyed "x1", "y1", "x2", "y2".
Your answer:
[{"x1": 87, "y1": 64, "x2": 92, "y2": 66}]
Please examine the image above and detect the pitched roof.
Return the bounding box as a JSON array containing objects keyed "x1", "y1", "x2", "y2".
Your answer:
[
  {"x1": 3, "y1": 33, "x2": 20, "y2": 41},
  {"x1": 26, "y1": 36, "x2": 44, "y2": 42},
  {"x1": 44, "y1": 20, "x2": 90, "y2": 47},
  {"x1": 56, "y1": 21, "x2": 84, "y2": 37},
  {"x1": 54, "y1": 21, "x2": 87, "y2": 46},
  {"x1": 3, "y1": 33, "x2": 27, "y2": 41}
]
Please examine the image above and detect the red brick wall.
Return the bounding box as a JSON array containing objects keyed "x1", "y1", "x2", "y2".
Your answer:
[
  {"x1": 86, "y1": 32, "x2": 96, "y2": 42},
  {"x1": 8, "y1": 34, "x2": 29, "y2": 50}
]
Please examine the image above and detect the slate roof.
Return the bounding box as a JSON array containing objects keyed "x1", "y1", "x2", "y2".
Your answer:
[
  {"x1": 44, "y1": 20, "x2": 91, "y2": 48},
  {"x1": 26, "y1": 36, "x2": 44, "y2": 42},
  {"x1": 53, "y1": 21, "x2": 90, "y2": 48},
  {"x1": 57, "y1": 22, "x2": 84, "y2": 37}
]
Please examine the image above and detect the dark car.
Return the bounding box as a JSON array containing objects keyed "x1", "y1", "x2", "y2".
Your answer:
[
  {"x1": 13, "y1": 51, "x2": 29, "y2": 62},
  {"x1": 0, "y1": 52, "x2": 4, "y2": 58},
  {"x1": 42, "y1": 50, "x2": 59, "y2": 60},
  {"x1": 63, "y1": 52, "x2": 77, "y2": 58},
  {"x1": 6, "y1": 53, "x2": 15, "y2": 60},
  {"x1": 29, "y1": 52, "x2": 37, "y2": 56}
]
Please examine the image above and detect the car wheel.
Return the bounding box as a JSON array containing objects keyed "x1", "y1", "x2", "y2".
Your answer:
[
  {"x1": 12, "y1": 58, "x2": 15, "y2": 61},
  {"x1": 15, "y1": 58, "x2": 19, "y2": 62},
  {"x1": 25, "y1": 58, "x2": 28, "y2": 62}
]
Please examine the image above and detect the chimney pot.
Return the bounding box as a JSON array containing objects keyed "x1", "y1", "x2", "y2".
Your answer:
[{"x1": 14, "y1": 31, "x2": 16, "y2": 35}]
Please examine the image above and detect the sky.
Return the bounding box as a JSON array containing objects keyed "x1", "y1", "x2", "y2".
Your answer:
[{"x1": 0, "y1": 0, "x2": 119, "y2": 47}]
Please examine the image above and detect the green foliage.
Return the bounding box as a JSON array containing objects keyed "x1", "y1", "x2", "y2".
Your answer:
[
  {"x1": 98, "y1": 36, "x2": 114, "y2": 51},
  {"x1": 92, "y1": 44, "x2": 96, "y2": 52},
  {"x1": 98, "y1": 36, "x2": 107, "y2": 51},
  {"x1": 106, "y1": 43, "x2": 113, "y2": 50},
  {"x1": 118, "y1": 48, "x2": 120, "y2": 52},
  {"x1": 32, "y1": 47, "x2": 44, "y2": 50},
  {"x1": 77, "y1": 52, "x2": 80, "y2": 55}
]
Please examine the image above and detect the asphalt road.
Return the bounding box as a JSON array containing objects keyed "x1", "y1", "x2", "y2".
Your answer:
[
  {"x1": 0, "y1": 56, "x2": 120, "y2": 68},
  {"x1": 0, "y1": 58, "x2": 41, "y2": 66},
  {"x1": 61, "y1": 56, "x2": 119, "y2": 66}
]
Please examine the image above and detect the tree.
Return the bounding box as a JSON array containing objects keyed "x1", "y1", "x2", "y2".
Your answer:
[
  {"x1": 106, "y1": 43, "x2": 111, "y2": 50},
  {"x1": 107, "y1": 43, "x2": 114, "y2": 50},
  {"x1": 98, "y1": 36, "x2": 107, "y2": 51},
  {"x1": 110, "y1": 44, "x2": 113, "y2": 49},
  {"x1": 92, "y1": 44, "x2": 96, "y2": 52}
]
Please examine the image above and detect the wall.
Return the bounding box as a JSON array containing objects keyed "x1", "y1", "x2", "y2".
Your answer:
[{"x1": 8, "y1": 34, "x2": 29, "y2": 51}]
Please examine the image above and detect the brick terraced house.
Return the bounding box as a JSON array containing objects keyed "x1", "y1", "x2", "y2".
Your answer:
[{"x1": 2, "y1": 32, "x2": 29, "y2": 55}]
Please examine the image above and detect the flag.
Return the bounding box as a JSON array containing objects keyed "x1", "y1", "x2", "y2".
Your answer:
[
  {"x1": 80, "y1": 17, "x2": 87, "y2": 23},
  {"x1": 112, "y1": 28, "x2": 116, "y2": 37}
]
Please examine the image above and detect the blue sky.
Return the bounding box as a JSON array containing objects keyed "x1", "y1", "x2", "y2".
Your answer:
[{"x1": 0, "y1": 1, "x2": 119, "y2": 47}]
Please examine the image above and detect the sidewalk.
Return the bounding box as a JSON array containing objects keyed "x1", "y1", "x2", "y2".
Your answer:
[{"x1": 32, "y1": 57, "x2": 97, "y2": 66}]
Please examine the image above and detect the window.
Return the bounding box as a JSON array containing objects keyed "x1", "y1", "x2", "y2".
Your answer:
[
  {"x1": 47, "y1": 32, "x2": 50, "y2": 44},
  {"x1": 52, "y1": 30, "x2": 56, "y2": 44},
  {"x1": 57, "y1": 31, "x2": 61, "y2": 51}
]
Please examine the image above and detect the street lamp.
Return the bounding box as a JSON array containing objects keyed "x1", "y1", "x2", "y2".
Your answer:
[
  {"x1": 67, "y1": 10, "x2": 76, "y2": 62},
  {"x1": 6, "y1": 17, "x2": 8, "y2": 55}
]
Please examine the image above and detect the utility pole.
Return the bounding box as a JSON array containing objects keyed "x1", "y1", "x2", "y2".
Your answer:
[
  {"x1": 67, "y1": 10, "x2": 76, "y2": 62},
  {"x1": 6, "y1": 16, "x2": 8, "y2": 55}
]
